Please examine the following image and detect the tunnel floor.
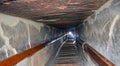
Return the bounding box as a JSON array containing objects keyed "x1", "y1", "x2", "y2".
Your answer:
[{"x1": 53, "y1": 39, "x2": 85, "y2": 66}]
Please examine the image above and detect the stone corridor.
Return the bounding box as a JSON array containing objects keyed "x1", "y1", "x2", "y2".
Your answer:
[{"x1": 0, "y1": 0, "x2": 120, "y2": 66}]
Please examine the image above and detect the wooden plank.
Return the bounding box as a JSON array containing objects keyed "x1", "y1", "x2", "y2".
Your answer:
[
  {"x1": 84, "y1": 44, "x2": 115, "y2": 66},
  {"x1": 0, "y1": 43, "x2": 46, "y2": 66}
]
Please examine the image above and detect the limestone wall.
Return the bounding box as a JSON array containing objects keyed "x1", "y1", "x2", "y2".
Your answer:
[
  {"x1": 76, "y1": 0, "x2": 120, "y2": 65},
  {"x1": 15, "y1": 39, "x2": 64, "y2": 66},
  {"x1": 0, "y1": 13, "x2": 64, "y2": 66}
]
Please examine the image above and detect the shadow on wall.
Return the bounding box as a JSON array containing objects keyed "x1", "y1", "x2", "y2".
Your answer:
[{"x1": 76, "y1": 0, "x2": 120, "y2": 66}]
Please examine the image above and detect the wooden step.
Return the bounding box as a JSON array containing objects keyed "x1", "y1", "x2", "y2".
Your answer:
[{"x1": 53, "y1": 41, "x2": 81, "y2": 66}]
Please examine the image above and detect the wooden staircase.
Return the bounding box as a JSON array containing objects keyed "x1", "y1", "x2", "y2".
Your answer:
[{"x1": 53, "y1": 40, "x2": 81, "y2": 66}]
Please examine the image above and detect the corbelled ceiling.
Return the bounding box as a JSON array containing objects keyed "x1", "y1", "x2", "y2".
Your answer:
[{"x1": 0, "y1": 0, "x2": 108, "y2": 28}]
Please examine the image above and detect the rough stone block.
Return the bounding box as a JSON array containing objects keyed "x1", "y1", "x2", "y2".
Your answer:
[
  {"x1": 40, "y1": 26, "x2": 54, "y2": 41},
  {"x1": 1, "y1": 21, "x2": 29, "y2": 52},
  {"x1": 0, "y1": 50, "x2": 6, "y2": 61},
  {"x1": 77, "y1": 0, "x2": 120, "y2": 65},
  {"x1": 29, "y1": 25, "x2": 41, "y2": 47},
  {"x1": 0, "y1": 36, "x2": 5, "y2": 48}
]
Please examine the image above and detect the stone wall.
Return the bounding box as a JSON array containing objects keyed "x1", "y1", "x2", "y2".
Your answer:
[
  {"x1": 15, "y1": 38, "x2": 64, "y2": 66},
  {"x1": 0, "y1": 13, "x2": 64, "y2": 66},
  {"x1": 76, "y1": 0, "x2": 120, "y2": 66}
]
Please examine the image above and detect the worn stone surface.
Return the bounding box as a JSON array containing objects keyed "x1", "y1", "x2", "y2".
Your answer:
[
  {"x1": 39, "y1": 26, "x2": 50, "y2": 41},
  {"x1": 1, "y1": 21, "x2": 29, "y2": 52},
  {"x1": 0, "y1": 50, "x2": 6, "y2": 61},
  {"x1": 0, "y1": 36, "x2": 5, "y2": 48},
  {"x1": 29, "y1": 25, "x2": 41, "y2": 47},
  {"x1": 7, "y1": 49, "x2": 16, "y2": 57},
  {"x1": 0, "y1": 13, "x2": 64, "y2": 66},
  {"x1": 77, "y1": 0, "x2": 120, "y2": 66},
  {"x1": 15, "y1": 58, "x2": 30, "y2": 66}
]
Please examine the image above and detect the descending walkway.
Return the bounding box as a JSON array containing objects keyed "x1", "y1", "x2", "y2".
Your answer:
[
  {"x1": 0, "y1": 36, "x2": 115, "y2": 66},
  {"x1": 53, "y1": 39, "x2": 82, "y2": 66}
]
